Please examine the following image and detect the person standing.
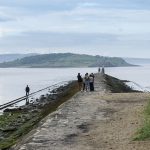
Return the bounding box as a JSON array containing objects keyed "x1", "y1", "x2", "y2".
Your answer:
[
  {"x1": 91, "y1": 73, "x2": 95, "y2": 82},
  {"x1": 84, "y1": 73, "x2": 89, "y2": 91},
  {"x1": 25, "y1": 85, "x2": 30, "y2": 96},
  {"x1": 102, "y1": 67, "x2": 105, "y2": 74},
  {"x1": 25, "y1": 85, "x2": 30, "y2": 104},
  {"x1": 82, "y1": 76, "x2": 85, "y2": 91},
  {"x1": 90, "y1": 73, "x2": 95, "y2": 91},
  {"x1": 77, "y1": 73, "x2": 83, "y2": 91},
  {"x1": 89, "y1": 74, "x2": 94, "y2": 91}
]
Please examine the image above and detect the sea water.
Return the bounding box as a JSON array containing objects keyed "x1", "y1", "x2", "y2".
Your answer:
[
  {"x1": 0, "y1": 66, "x2": 150, "y2": 105},
  {"x1": 106, "y1": 65, "x2": 150, "y2": 91},
  {"x1": 0, "y1": 68, "x2": 97, "y2": 104}
]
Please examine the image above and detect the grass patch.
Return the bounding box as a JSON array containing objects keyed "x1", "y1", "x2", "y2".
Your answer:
[{"x1": 134, "y1": 100, "x2": 150, "y2": 140}]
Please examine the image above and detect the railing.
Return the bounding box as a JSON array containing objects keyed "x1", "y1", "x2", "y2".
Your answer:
[{"x1": 0, "y1": 81, "x2": 69, "y2": 110}]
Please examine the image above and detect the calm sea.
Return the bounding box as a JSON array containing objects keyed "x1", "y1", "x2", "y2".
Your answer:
[
  {"x1": 0, "y1": 66, "x2": 150, "y2": 104},
  {"x1": 0, "y1": 68, "x2": 98, "y2": 104}
]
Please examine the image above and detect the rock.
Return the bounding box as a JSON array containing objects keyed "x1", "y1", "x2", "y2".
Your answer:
[
  {"x1": 1, "y1": 127, "x2": 17, "y2": 132},
  {"x1": 39, "y1": 95, "x2": 47, "y2": 101},
  {"x1": 0, "y1": 136, "x2": 4, "y2": 140},
  {"x1": 46, "y1": 94, "x2": 49, "y2": 98},
  {"x1": 3, "y1": 108, "x2": 22, "y2": 113},
  {"x1": 48, "y1": 94, "x2": 58, "y2": 100},
  {"x1": 30, "y1": 109, "x2": 41, "y2": 113}
]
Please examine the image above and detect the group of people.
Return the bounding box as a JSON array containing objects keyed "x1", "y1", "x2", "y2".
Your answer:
[
  {"x1": 98, "y1": 67, "x2": 105, "y2": 74},
  {"x1": 77, "y1": 72, "x2": 95, "y2": 92}
]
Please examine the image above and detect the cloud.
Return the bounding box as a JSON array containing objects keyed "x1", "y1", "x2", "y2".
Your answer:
[
  {"x1": 0, "y1": 0, "x2": 150, "y2": 57},
  {"x1": 0, "y1": 31, "x2": 118, "y2": 48},
  {"x1": 5, "y1": 7, "x2": 149, "y2": 36},
  {"x1": 0, "y1": 16, "x2": 14, "y2": 22},
  {"x1": 0, "y1": 0, "x2": 149, "y2": 18},
  {"x1": 0, "y1": 31, "x2": 150, "y2": 57}
]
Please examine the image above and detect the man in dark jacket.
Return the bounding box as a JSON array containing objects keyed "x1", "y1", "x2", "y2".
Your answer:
[
  {"x1": 77, "y1": 73, "x2": 83, "y2": 91},
  {"x1": 25, "y1": 85, "x2": 30, "y2": 96}
]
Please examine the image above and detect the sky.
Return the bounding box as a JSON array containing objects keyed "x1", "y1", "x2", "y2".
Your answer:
[{"x1": 0, "y1": 0, "x2": 150, "y2": 58}]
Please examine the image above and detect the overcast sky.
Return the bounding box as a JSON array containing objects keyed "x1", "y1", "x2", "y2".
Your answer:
[{"x1": 0, "y1": 0, "x2": 150, "y2": 58}]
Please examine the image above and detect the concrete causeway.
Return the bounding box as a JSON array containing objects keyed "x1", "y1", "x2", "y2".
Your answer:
[
  {"x1": 12, "y1": 73, "x2": 150, "y2": 150},
  {"x1": 13, "y1": 74, "x2": 108, "y2": 150}
]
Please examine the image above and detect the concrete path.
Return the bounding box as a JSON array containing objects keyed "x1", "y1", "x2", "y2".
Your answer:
[
  {"x1": 13, "y1": 74, "x2": 108, "y2": 150},
  {"x1": 13, "y1": 74, "x2": 150, "y2": 150}
]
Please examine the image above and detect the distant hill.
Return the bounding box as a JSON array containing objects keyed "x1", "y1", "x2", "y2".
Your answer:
[
  {"x1": 0, "y1": 53, "x2": 37, "y2": 63},
  {"x1": 0, "y1": 53, "x2": 134, "y2": 68}
]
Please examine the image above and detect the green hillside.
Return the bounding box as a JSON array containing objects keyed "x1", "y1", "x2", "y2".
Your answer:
[{"x1": 0, "y1": 53, "x2": 134, "y2": 68}]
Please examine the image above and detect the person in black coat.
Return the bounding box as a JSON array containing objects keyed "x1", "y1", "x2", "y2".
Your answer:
[
  {"x1": 25, "y1": 85, "x2": 30, "y2": 96},
  {"x1": 77, "y1": 73, "x2": 83, "y2": 91}
]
